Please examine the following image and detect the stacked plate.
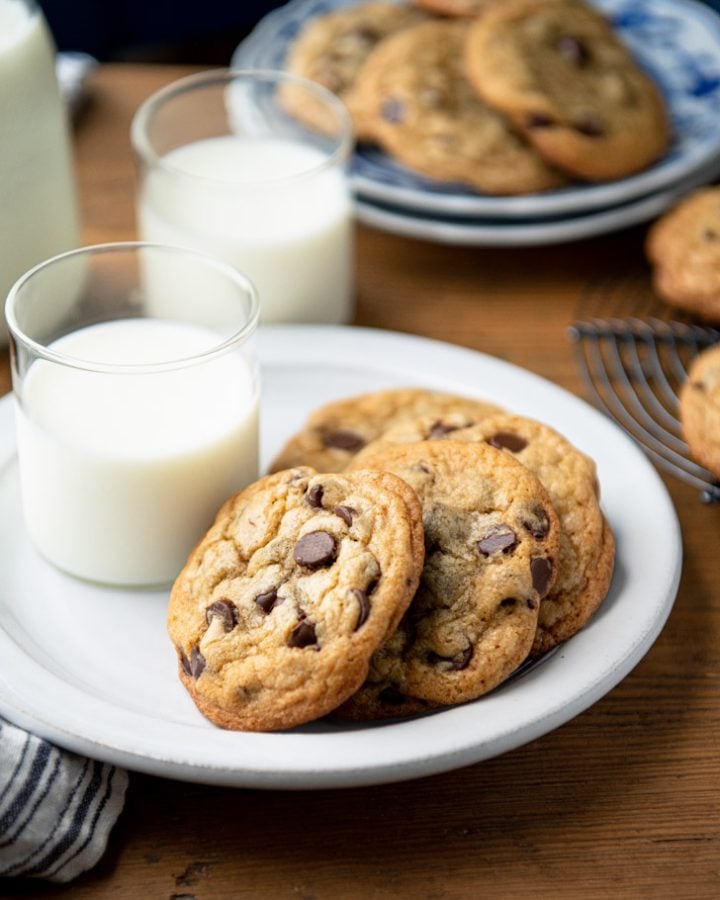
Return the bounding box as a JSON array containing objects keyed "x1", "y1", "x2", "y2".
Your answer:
[{"x1": 233, "y1": 0, "x2": 720, "y2": 246}]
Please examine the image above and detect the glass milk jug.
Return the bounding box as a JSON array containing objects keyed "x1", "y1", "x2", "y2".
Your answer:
[{"x1": 0, "y1": 0, "x2": 80, "y2": 345}]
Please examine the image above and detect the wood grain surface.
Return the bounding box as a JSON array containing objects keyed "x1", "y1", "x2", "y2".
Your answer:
[{"x1": 1, "y1": 65, "x2": 718, "y2": 899}]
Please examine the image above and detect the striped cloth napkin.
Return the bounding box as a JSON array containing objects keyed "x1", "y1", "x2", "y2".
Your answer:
[{"x1": 0, "y1": 718, "x2": 128, "y2": 882}]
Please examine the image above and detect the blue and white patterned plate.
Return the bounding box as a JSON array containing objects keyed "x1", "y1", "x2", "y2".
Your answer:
[
  {"x1": 355, "y1": 157, "x2": 720, "y2": 245},
  {"x1": 232, "y1": 0, "x2": 720, "y2": 220}
]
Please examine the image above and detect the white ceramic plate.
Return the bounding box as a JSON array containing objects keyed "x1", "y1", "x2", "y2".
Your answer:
[
  {"x1": 233, "y1": 0, "x2": 720, "y2": 219},
  {"x1": 0, "y1": 326, "x2": 682, "y2": 788},
  {"x1": 355, "y1": 159, "x2": 720, "y2": 245}
]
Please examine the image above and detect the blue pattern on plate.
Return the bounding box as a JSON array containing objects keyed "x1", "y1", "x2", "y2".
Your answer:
[{"x1": 234, "y1": 0, "x2": 720, "y2": 218}]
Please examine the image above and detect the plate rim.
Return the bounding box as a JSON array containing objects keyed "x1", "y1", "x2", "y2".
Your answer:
[
  {"x1": 0, "y1": 325, "x2": 683, "y2": 787},
  {"x1": 231, "y1": 0, "x2": 720, "y2": 219},
  {"x1": 354, "y1": 157, "x2": 720, "y2": 245}
]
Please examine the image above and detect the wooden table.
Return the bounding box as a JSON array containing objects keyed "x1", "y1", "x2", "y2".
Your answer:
[{"x1": 3, "y1": 65, "x2": 719, "y2": 899}]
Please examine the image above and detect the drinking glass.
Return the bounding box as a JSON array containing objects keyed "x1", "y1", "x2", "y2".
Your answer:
[
  {"x1": 6, "y1": 242, "x2": 259, "y2": 587},
  {"x1": 131, "y1": 69, "x2": 354, "y2": 325}
]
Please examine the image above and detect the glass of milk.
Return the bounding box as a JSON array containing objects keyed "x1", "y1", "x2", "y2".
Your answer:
[
  {"x1": 0, "y1": 0, "x2": 80, "y2": 347},
  {"x1": 6, "y1": 242, "x2": 260, "y2": 588},
  {"x1": 131, "y1": 69, "x2": 355, "y2": 325}
]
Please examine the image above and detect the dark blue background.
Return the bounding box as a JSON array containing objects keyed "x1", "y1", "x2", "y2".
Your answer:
[
  {"x1": 38, "y1": 1, "x2": 285, "y2": 62},
  {"x1": 37, "y1": 0, "x2": 720, "y2": 63}
]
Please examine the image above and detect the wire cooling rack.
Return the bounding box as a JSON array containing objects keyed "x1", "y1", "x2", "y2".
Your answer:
[{"x1": 569, "y1": 273, "x2": 720, "y2": 503}]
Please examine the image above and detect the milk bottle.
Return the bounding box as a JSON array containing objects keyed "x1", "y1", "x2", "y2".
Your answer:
[{"x1": 0, "y1": 0, "x2": 80, "y2": 343}]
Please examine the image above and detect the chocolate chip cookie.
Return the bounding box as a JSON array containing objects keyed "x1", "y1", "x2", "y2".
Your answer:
[
  {"x1": 465, "y1": 0, "x2": 669, "y2": 181},
  {"x1": 440, "y1": 414, "x2": 613, "y2": 656},
  {"x1": 269, "y1": 387, "x2": 503, "y2": 474},
  {"x1": 353, "y1": 19, "x2": 566, "y2": 194},
  {"x1": 679, "y1": 343, "x2": 720, "y2": 479},
  {"x1": 168, "y1": 466, "x2": 424, "y2": 731},
  {"x1": 356, "y1": 411, "x2": 614, "y2": 657},
  {"x1": 340, "y1": 440, "x2": 561, "y2": 718},
  {"x1": 284, "y1": 2, "x2": 426, "y2": 139},
  {"x1": 646, "y1": 188, "x2": 720, "y2": 322}
]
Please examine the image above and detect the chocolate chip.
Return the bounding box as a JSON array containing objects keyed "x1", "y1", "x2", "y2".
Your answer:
[
  {"x1": 427, "y1": 420, "x2": 460, "y2": 439},
  {"x1": 523, "y1": 506, "x2": 550, "y2": 540},
  {"x1": 488, "y1": 431, "x2": 528, "y2": 453},
  {"x1": 351, "y1": 25, "x2": 378, "y2": 43},
  {"x1": 531, "y1": 557, "x2": 553, "y2": 598},
  {"x1": 334, "y1": 505, "x2": 355, "y2": 526},
  {"x1": 179, "y1": 648, "x2": 192, "y2": 676},
  {"x1": 527, "y1": 112, "x2": 556, "y2": 128},
  {"x1": 527, "y1": 597, "x2": 538, "y2": 610},
  {"x1": 428, "y1": 644, "x2": 474, "y2": 671},
  {"x1": 306, "y1": 483, "x2": 324, "y2": 508},
  {"x1": 288, "y1": 619, "x2": 318, "y2": 648},
  {"x1": 425, "y1": 534, "x2": 441, "y2": 555},
  {"x1": 558, "y1": 35, "x2": 590, "y2": 66},
  {"x1": 381, "y1": 97, "x2": 405, "y2": 124},
  {"x1": 478, "y1": 524, "x2": 517, "y2": 556},
  {"x1": 255, "y1": 587, "x2": 283, "y2": 614},
  {"x1": 205, "y1": 599, "x2": 237, "y2": 632},
  {"x1": 378, "y1": 686, "x2": 407, "y2": 704},
  {"x1": 350, "y1": 588, "x2": 371, "y2": 630},
  {"x1": 322, "y1": 429, "x2": 365, "y2": 451},
  {"x1": 190, "y1": 647, "x2": 205, "y2": 679},
  {"x1": 318, "y1": 70, "x2": 342, "y2": 94},
  {"x1": 500, "y1": 597, "x2": 517, "y2": 608},
  {"x1": 293, "y1": 531, "x2": 337, "y2": 568},
  {"x1": 704, "y1": 228, "x2": 718, "y2": 241},
  {"x1": 575, "y1": 116, "x2": 604, "y2": 137}
]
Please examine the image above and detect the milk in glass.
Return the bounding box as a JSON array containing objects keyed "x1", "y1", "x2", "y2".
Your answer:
[
  {"x1": 15, "y1": 318, "x2": 259, "y2": 586},
  {"x1": 138, "y1": 135, "x2": 353, "y2": 324},
  {"x1": 0, "y1": 0, "x2": 79, "y2": 341}
]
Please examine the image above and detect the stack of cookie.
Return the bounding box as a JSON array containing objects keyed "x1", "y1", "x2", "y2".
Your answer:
[
  {"x1": 284, "y1": 0, "x2": 670, "y2": 193},
  {"x1": 168, "y1": 388, "x2": 615, "y2": 731}
]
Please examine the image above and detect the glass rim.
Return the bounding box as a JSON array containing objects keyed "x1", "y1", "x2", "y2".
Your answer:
[
  {"x1": 5, "y1": 241, "x2": 260, "y2": 375},
  {"x1": 130, "y1": 67, "x2": 354, "y2": 188}
]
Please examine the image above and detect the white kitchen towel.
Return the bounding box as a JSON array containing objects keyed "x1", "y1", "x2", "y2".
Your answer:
[{"x1": 0, "y1": 717, "x2": 128, "y2": 882}]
